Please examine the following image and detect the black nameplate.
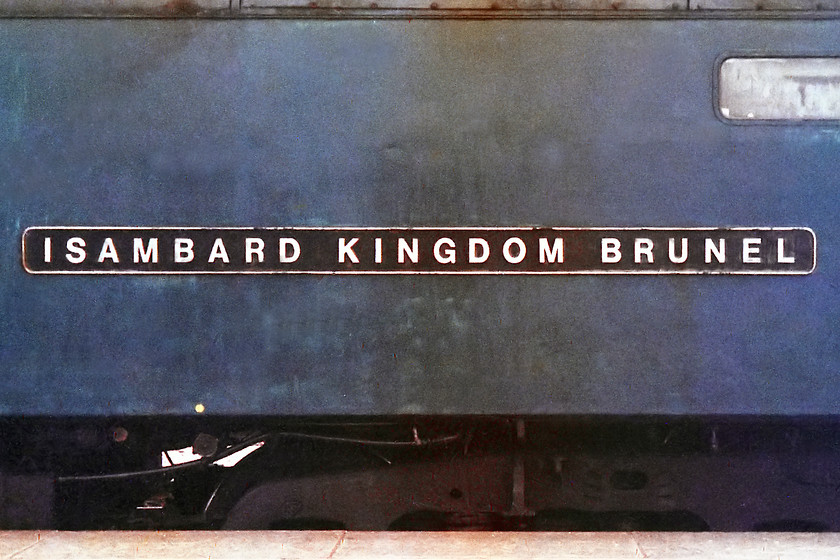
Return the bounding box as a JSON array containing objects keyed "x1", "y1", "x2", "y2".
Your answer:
[{"x1": 22, "y1": 227, "x2": 816, "y2": 275}]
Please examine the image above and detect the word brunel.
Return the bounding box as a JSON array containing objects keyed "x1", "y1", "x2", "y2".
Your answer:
[{"x1": 22, "y1": 227, "x2": 816, "y2": 275}]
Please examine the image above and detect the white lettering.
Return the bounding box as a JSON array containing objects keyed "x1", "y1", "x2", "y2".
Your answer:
[
  {"x1": 98, "y1": 237, "x2": 119, "y2": 263},
  {"x1": 375, "y1": 238, "x2": 383, "y2": 264},
  {"x1": 398, "y1": 238, "x2": 419, "y2": 264},
  {"x1": 743, "y1": 238, "x2": 761, "y2": 263},
  {"x1": 44, "y1": 237, "x2": 51, "y2": 263},
  {"x1": 245, "y1": 238, "x2": 264, "y2": 264},
  {"x1": 601, "y1": 238, "x2": 621, "y2": 263},
  {"x1": 66, "y1": 237, "x2": 86, "y2": 264},
  {"x1": 668, "y1": 238, "x2": 688, "y2": 264},
  {"x1": 634, "y1": 238, "x2": 654, "y2": 264},
  {"x1": 705, "y1": 239, "x2": 725, "y2": 264},
  {"x1": 208, "y1": 238, "x2": 230, "y2": 263},
  {"x1": 174, "y1": 239, "x2": 194, "y2": 263},
  {"x1": 469, "y1": 238, "x2": 490, "y2": 263},
  {"x1": 503, "y1": 237, "x2": 527, "y2": 264},
  {"x1": 133, "y1": 238, "x2": 158, "y2": 264},
  {"x1": 434, "y1": 238, "x2": 456, "y2": 264},
  {"x1": 279, "y1": 238, "x2": 300, "y2": 263},
  {"x1": 338, "y1": 238, "x2": 359, "y2": 264},
  {"x1": 777, "y1": 238, "x2": 795, "y2": 264},
  {"x1": 538, "y1": 238, "x2": 564, "y2": 264}
]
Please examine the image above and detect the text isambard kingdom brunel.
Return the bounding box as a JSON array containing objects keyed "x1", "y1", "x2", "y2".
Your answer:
[{"x1": 22, "y1": 227, "x2": 816, "y2": 274}]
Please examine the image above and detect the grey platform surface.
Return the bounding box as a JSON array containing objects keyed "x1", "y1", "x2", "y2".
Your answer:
[{"x1": 3, "y1": 531, "x2": 840, "y2": 559}]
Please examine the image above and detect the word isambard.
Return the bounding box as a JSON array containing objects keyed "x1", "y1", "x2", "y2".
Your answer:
[{"x1": 22, "y1": 227, "x2": 816, "y2": 275}]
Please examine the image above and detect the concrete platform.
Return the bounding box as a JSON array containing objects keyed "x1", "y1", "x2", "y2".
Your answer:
[{"x1": 3, "y1": 532, "x2": 840, "y2": 559}]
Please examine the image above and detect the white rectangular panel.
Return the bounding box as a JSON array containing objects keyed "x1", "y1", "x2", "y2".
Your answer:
[{"x1": 720, "y1": 57, "x2": 840, "y2": 121}]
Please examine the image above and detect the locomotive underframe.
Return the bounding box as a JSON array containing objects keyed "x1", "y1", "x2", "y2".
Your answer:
[{"x1": 2, "y1": 416, "x2": 839, "y2": 531}]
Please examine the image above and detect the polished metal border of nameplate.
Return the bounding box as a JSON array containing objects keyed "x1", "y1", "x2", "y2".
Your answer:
[{"x1": 22, "y1": 227, "x2": 816, "y2": 275}]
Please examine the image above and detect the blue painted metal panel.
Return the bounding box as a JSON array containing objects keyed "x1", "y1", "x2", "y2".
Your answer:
[{"x1": 1, "y1": 19, "x2": 839, "y2": 415}]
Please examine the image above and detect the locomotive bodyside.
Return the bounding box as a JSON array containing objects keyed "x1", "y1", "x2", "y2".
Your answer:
[
  {"x1": 2, "y1": 6, "x2": 840, "y2": 531},
  {"x1": 2, "y1": 18, "x2": 838, "y2": 416}
]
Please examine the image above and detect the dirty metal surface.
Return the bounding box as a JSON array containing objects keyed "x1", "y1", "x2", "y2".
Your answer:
[
  {"x1": 0, "y1": 0, "x2": 231, "y2": 18},
  {"x1": 2, "y1": 19, "x2": 840, "y2": 415},
  {"x1": 4, "y1": 0, "x2": 840, "y2": 15}
]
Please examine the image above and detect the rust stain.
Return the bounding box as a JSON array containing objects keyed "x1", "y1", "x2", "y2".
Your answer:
[{"x1": 161, "y1": 0, "x2": 202, "y2": 15}]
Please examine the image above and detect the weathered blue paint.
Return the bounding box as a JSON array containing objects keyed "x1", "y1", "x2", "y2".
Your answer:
[{"x1": 1, "y1": 19, "x2": 838, "y2": 415}]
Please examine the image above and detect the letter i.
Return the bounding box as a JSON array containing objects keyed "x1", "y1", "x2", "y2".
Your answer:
[
  {"x1": 44, "y1": 237, "x2": 52, "y2": 263},
  {"x1": 375, "y1": 238, "x2": 383, "y2": 264}
]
